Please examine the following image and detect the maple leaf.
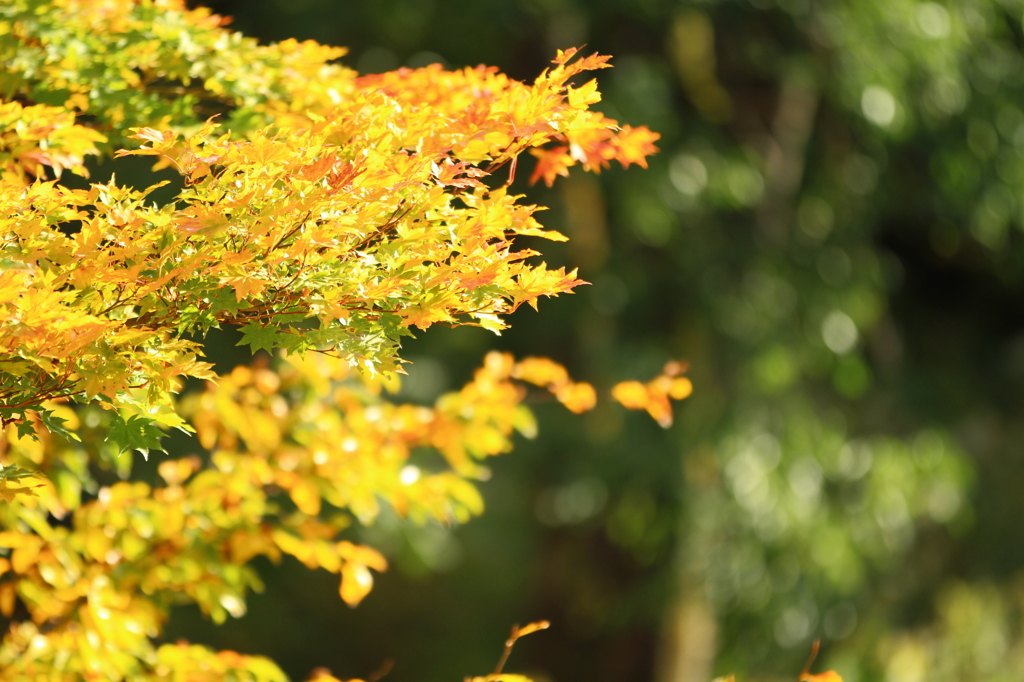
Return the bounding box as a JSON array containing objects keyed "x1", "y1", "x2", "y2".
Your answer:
[
  {"x1": 106, "y1": 413, "x2": 166, "y2": 460},
  {"x1": 567, "y1": 79, "x2": 602, "y2": 109},
  {"x1": 512, "y1": 265, "x2": 584, "y2": 310},
  {"x1": 298, "y1": 153, "x2": 339, "y2": 182},
  {"x1": 238, "y1": 321, "x2": 286, "y2": 354},
  {"x1": 15, "y1": 420, "x2": 38, "y2": 441},
  {"x1": 39, "y1": 409, "x2": 82, "y2": 442},
  {"x1": 553, "y1": 47, "x2": 582, "y2": 65},
  {"x1": 0, "y1": 464, "x2": 44, "y2": 485},
  {"x1": 0, "y1": 482, "x2": 45, "y2": 503},
  {"x1": 432, "y1": 158, "x2": 487, "y2": 188},
  {"x1": 400, "y1": 304, "x2": 457, "y2": 330},
  {"x1": 130, "y1": 127, "x2": 173, "y2": 145},
  {"x1": 529, "y1": 145, "x2": 574, "y2": 187},
  {"x1": 610, "y1": 380, "x2": 648, "y2": 410},
  {"x1": 613, "y1": 125, "x2": 661, "y2": 168},
  {"x1": 222, "y1": 275, "x2": 270, "y2": 303}
]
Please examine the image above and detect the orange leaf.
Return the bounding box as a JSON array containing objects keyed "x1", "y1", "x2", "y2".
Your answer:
[
  {"x1": 0, "y1": 583, "x2": 14, "y2": 617},
  {"x1": 643, "y1": 393, "x2": 673, "y2": 428},
  {"x1": 529, "y1": 145, "x2": 574, "y2": 187},
  {"x1": 307, "y1": 671, "x2": 345, "y2": 682},
  {"x1": 514, "y1": 620, "x2": 550, "y2": 638},
  {"x1": 612, "y1": 125, "x2": 660, "y2": 169}
]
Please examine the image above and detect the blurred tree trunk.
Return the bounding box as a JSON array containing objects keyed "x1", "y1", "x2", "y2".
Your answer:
[{"x1": 656, "y1": 581, "x2": 718, "y2": 682}]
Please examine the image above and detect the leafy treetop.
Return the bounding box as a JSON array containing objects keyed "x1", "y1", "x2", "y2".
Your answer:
[{"x1": 0, "y1": 0, "x2": 658, "y2": 448}]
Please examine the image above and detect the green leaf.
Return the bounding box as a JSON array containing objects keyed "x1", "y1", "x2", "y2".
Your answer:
[
  {"x1": 0, "y1": 464, "x2": 42, "y2": 483},
  {"x1": 238, "y1": 321, "x2": 284, "y2": 354},
  {"x1": 176, "y1": 304, "x2": 220, "y2": 335},
  {"x1": 106, "y1": 413, "x2": 165, "y2": 461},
  {"x1": 40, "y1": 409, "x2": 82, "y2": 442},
  {"x1": 15, "y1": 418, "x2": 38, "y2": 441}
]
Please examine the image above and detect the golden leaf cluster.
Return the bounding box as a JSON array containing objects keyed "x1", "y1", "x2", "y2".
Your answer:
[
  {"x1": 0, "y1": 350, "x2": 629, "y2": 679},
  {"x1": 1, "y1": 1, "x2": 658, "y2": 438},
  {"x1": 611, "y1": 361, "x2": 693, "y2": 428}
]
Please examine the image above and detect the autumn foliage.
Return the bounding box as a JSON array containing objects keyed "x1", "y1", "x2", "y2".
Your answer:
[{"x1": 0, "y1": 0, "x2": 677, "y2": 680}]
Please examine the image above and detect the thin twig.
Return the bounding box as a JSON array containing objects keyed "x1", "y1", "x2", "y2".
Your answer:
[
  {"x1": 494, "y1": 621, "x2": 549, "y2": 675},
  {"x1": 799, "y1": 640, "x2": 820, "y2": 681},
  {"x1": 366, "y1": 659, "x2": 394, "y2": 682}
]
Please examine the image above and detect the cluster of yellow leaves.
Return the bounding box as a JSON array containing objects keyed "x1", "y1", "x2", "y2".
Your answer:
[
  {"x1": 0, "y1": 100, "x2": 106, "y2": 183},
  {"x1": 611, "y1": 361, "x2": 693, "y2": 428},
  {"x1": 0, "y1": 350, "x2": 684, "y2": 680},
  {"x1": 0, "y1": 2, "x2": 658, "y2": 442},
  {"x1": 525, "y1": 56, "x2": 660, "y2": 187},
  {"x1": 511, "y1": 356, "x2": 597, "y2": 414},
  {"x1": 1, "y1": 616, "x2": 287, "y2": 682},
  {"x1": 182, "y1": 351, "x2": 604, "y2": 525}
]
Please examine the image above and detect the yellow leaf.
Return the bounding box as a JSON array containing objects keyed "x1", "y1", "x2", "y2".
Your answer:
[
  {"x1": 222, "y1": 275, "x2": 270, "y2": 302},
  {"x1": 553, "y1": 382, "x2": 597, "y2": 414},
  {"x1": 339, "y1": 561, "x2": 374, "y2": 607},
  {"x1": 158, "y1": 456, "x2": 200, "y2": 487},
  {"x1": 568, "y1": 79, "x2": 601, "y2": 108},
  {"x1": 336, "y1": 541, "x2": 388, "y2": 571},
  {"x1": 229, "y1": 529, "x2": 278, "y2": 565},
  {"x1": 515, "y1": 620, "x2": 550, "y2": 637},
  {"x1": 314, "y1": 541, "x2": 341, "y2": 573},
  {"x1": 512, "y1": 357, "x2": 569, "y2": 387},
  {"x1": 668, "y1": 377, "x2": 693, "y2": 400},
  {"x1": 611, "y1": 381, "x2": 648, "y2": 410},
  {"x1": 290, "y1": 479, "x2": 322, "y2": 516},
  {"x1": 272, "y1": 530, "x2": 317, "y2": 568},
  {"x1": 11, "y1": 539, "x2": 42, "y2": 573}
]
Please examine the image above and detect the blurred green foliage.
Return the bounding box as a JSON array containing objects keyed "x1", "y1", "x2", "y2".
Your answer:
[{"x1": 69, "y1": 0, "x2": 1024, "y2": 681}]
